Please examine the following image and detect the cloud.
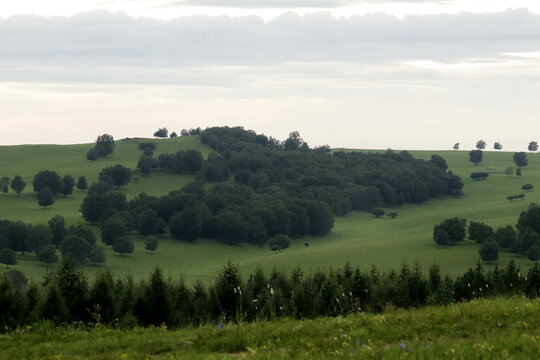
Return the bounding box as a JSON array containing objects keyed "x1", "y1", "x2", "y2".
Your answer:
[{"x1": 1, "y1": 8, "x2": 539, "y2": 85}]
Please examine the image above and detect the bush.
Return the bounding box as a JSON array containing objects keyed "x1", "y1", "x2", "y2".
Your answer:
[
  {"x1": 470, "y1": 172, "x2": 489, "y2": 180},
  {"x1": 112, "y1": 236, "x2": 134, "y2": 255},
  {"x1": 371, "y1": 208, "x2": 385, "y2": 218},
  {"x1": 479, "y1": 241, "x2": 499, "y2": 262},
  {"x1": 433, "y1": 218, "x2": 467, "y2": 245}
]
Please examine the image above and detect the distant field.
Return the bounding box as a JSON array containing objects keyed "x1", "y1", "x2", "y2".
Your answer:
[
  {"x1": 1, "y1": 138, "x2": 539, "y2": 283},
  {"x1": 2, "y1": 297, "x2": 539, "y2": 359}
]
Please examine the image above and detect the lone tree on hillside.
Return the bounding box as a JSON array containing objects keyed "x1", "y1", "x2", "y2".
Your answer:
[
  {"x1": 494, "y1": 142, "x2": 503, "y2": 150},
  {"x1": 476, "y1": 140, "x2": 486, "y2": 150},
  {"x1": 76, "y1": 176, "x2": 88, "y2": 191},
  {"x1": 479, "y1": 240, "x2": 499, "y2": 262},
  {"x1": 513, "y1": 152, "x2": 528, "y2": 167},
  {"x1": 522, "y1": 184, "x2": 534, "y2": 192},
  {"x1": 95, "y1": 134, "x2": 115, "y2": 158},
  {"x1": 528, "y1": 141, "x2": 539, "y2": 152},
  {"x1": 469, "y1": 150, "x2": 483, "y2": 165},
  {"x1": 37, "y1": 187, "x2": 55, "y2": 208},
  {"x1": 453, "y1": 143, "x2": 459, "y2": 150},
  {"x1": 268, "y1": 234, "x2": 291, "y2": 252},
  {"x1": 154, "y1": 128, "x2": 168, "y2": 138},
  {"x1": 62, "y1": 175, "x2": 75, "y2": 197},
  {"x1": 144, "y1": 236, "x2": 159, "y2": 252},
  {"x1": 10, "y1": 175, "x2": 25, "y2": 194}
]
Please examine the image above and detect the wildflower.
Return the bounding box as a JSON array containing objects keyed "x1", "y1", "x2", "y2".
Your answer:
[
  {"x1": 385, "y1": 344, "x2": 390, "y2": 349},
  {"x1": 399, "y1": 342, "x2": 406, "y2": 350},
  {"x1": 252, "y1": 299, "x2": 258, "y2": 303},
  {"x1": 270, "y1": 288, "x2": 274, "y2": 295},
  {"x1": 217, "y1": 322, "x2": 222, "y2": 329},
  {"x1": 340, "y1": 334, "x2": 347, "y2": 339},
  {"x1": 349, "y1": 291, "x2": 353, "y2": 296}
]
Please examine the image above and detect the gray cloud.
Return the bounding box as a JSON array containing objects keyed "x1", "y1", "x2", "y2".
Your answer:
[{"x1": 1, "y1": 9, "x2": 539, "y2": 84}]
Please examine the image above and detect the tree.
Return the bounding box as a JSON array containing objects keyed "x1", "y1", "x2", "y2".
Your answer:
[
  {"x1": 0, "y1": 177, "x2": 9, "y2": 195},
  {"x1": 516, "y1": 168, "x2": 522, "y2": 176},
  {"x1": 268, "y1": 234, "x2": 291, "y2": 252},
  {"x1": 468, "y1": 221, "x2": 493, "y2": 244},
  {"x1": 371, "y1": 208, "x2": 385, "y2": 218},
  {"x1": 112, "y1": 236, "x2": 134, "y2": 255},
  {"x1": 494, "y1": 142, "x2": 503, "y2": 150},
  {"x1": 528, "y1": 141, "x2": 538, "y2": 152},
  {"x1": 154, "y1": 128, "x2": 168, "y2": 138},
  {"x1": 453, "y1": 143, "x2": 459, "y2": 150},
  {"x1": 89, "y1": 247, "x2": 106, "y2": 263},
  {"x1": 27, "y1": 224, "x2": 53, "y2": 251},
  {"x1": 433, "y1": 218, "x2": 467, "y2": 245},
  {"x1": 76, "y1": 176, "x2": 88, "y2": 191},
  {"x1": 62, "y1": 175, "x2": 75, "y2": 197},
  {"x1": 470, "y1": 172, "x2": 489, "y2": 180},
  {"x1": 283, "y1": 131, "x2": 307, "y2": 151},
  {"x1": 35, "y1": 245, "x2": 58, "y2": 266},
  {"x1": 494, "y1": 226, "x2": 516, "y2": 249},
  {"x1": 48, "y1": 215, "x2": 66, "y2": 248},
  {"x1": 522, "y1": 184, "x2": 534, "y2": 192},
  {"x1": 513, "y1": 152, "x2": 528, "y2": 167},
  {"x1": 387, "y1": 212, "x2": 398, "y2": 219},
  {"x1": 469, "y1": 150, "x2": 483, "y2": 165},
  {"x1": 476, "y1": 140, "x2": 486, "y2": 150},
  {"x1": 169, "y1": 207, "x2": 202, "y2": 241},
  {"x1": 61, "y1": 235, "x2": 92, "y2": 263},
  {"x1": 528, "y1": 244, "x2": 540, "y2": 261},
  {"x1": 95, "y1": 134, "x2": 115, "y2": 157},
  {"x1": 430, "y1": 155, "x2": 448, "y2": 170},
  {"x1": 86, "y1": 148, "x2": 98, "y2": 161},
  {"x1": 134, "y1": 209, "x2": 166, "y2": 236},
  {"x1": 144, "y1": 236, "x2": 159, "y2": 252},
  {"x1": 10, "y1": 175, "x2": 25, "y2": 194},
  {"x1": 80, "y1": 194, "x2": 107, "y2": 223},
  {"x1": 99, "y1": 165, "x2": 131, "y2": 187},
  {"x1": 479, "y1": 241, "x2": 499, "y2": 262},
  {"x1": 170, "y1": 132, "x2": 177, "y2": 138},
  {"x1": 33, "y1": 170, "x2": 63, "y2": 195},
  {"x1": 100, "y1": 218, "x2": 128, "y2": 246},
  {"x1": 0, "y1": 248, "x2": 17, "y2": 268},
  {"x1": 37, "y1": 187, "x2": 55, "y2": 208}
]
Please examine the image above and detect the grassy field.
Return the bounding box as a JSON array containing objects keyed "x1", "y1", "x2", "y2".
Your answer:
[
  {"x1": 2, "y1": 296, "x2": 539, "y2": 359},
  {"x1": 1, "y1": 138, "x2": 539, "y2": 283}
]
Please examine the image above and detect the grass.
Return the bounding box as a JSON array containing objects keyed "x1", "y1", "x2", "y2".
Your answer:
[
  {"x1": 2, "y1": 296, "x2": 539, "y2": 359},
  {"x1": 1, "y1": 139, "x2": 540, "y2": 283}
]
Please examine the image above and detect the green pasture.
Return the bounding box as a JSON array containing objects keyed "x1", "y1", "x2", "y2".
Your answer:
[
  {"x1": 1, "y1": 138, "x2": 539, "y2": 283},
  {"x1": 2, "y1": 297, "x2": 539, "y2": 359}
]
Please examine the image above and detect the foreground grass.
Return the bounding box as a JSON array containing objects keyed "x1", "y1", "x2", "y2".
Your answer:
[{"x1": 2, "y1": 297, "x2": 539, "y2": 359}]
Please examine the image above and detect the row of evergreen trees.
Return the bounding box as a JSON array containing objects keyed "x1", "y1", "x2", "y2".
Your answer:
[{"x1": 2, "y1": 260, "x2": 540, "y2": 329}]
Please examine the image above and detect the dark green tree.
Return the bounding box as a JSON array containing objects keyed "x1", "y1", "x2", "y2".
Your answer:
[
  {"x1": 35, "y1": 245, "x2": 59, "y2": 266},
  {"x1": 95, "y1": 134, "x2": 115, "y2": 157},
  {"x1": 37, "y1": 187, "x2": 55, "y2": 208},
  {"x1": 513, "y1": 152, "x2": 528, "y2": 167},
  {"x1": 48, "y1": 215, "x2": 66, "y2": 247},
  {"x1": 522, "y1": 184, "x2": 534, "y2": 192},
  {"x1": 528, "y1": 141, "x2": 538, "y2": 152},
  {"x1": 144, "y1": 236, "x2": 159, "y2": 252},
  {"x1": 371, "y1": 208, "x2": 385, "y2": 218},
  {"x1": 154, "y1": 128, "x2": 168, "y2": 138},
  {"x1": 494, "y1": 142, "x2": 503, "y2": 150},
  {"x1": 433, "y1": 218, "x2": 467, "y2": 245},
  {"x1": 469, "y1": 150, "x2": 483, "y2": 165},
  {"x1": 470, "y1": 172, "x2": 489, "y2": 180},
  {"x1": 430, "y1": 155, "x2": 448, "y2": 170},
  {"x1": 169, "y1": 207, "x2": 202, "y2": 241},
  {"x1": 86, "y1": 148, "x2": 98, "y2": 161},
  {"x1": 89, "y1": 246, "x2": 106, "y2": 263},
  {"x1": 99, "y1": 164, "x2": 131, "y2": 187},
  {"x1": 76, "y1": 176, "x2": 88, "y2": 191},
  {"x1": 170, "y1": 131, "x2": 177, "y2": 138},
  {"x1": 33, "y1": 170, "x2": 63, "y2": 195},
  {"x1": 100, "y1": 218, "x2": 128, "y2": 246},
  {"x1": 80, "y1": 194, "x2": 107, "y2": 223},
  {"x1": 87, "y1": 181, "x2": 112, "y2": 195},
  {"x1": 61, "y1": 235, "x2": 92, "y2": 263},
  {"x1": 453, "y1": 143, "x2": 459, "y2": 150},
  {"x1": 112, "y1": 236, "x2": 134, "y2": 255},
  {"x1": 10, "y1": 175, "x2": 25, "y2": 194},
  {"x1": 27, "y1": 224, "x2": 53, "y2": 251},
  {"x1": 0, "y1": 248, "x2": 17, "y2": 268},
  {"x1": 476, "y1": 140, "x2": 486, "y2": 150},
  {"x1": 62, "y1": 175, "x2": 75, "y2": 197},
  {"x1": 528, "y1": 244, "x2": 540, "y2": 261},
  {"x1": 479, "y1": 241, "x2": 499, "y2": 262},
  {"x1": 268, "y1": 234, "x2": 291, "y2": 252},
  {"x1": 494, "y1": 226, "x2": 517, "y2": 249},
  {"x1": 134, "y1": 209, "x2": 166, "y2": 236},
  {"x1": 468, "y1": 221, "x2": 493, "y2": 244},
  {"x1": 283, "y1": 131, "x2": 306, "y2": 151}
]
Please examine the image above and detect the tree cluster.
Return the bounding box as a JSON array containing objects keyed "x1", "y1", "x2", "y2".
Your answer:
[
  {"x1": 1, "y1": 260, "x2": 540, "y2": 330},
  {"x1": 0, "y1": 175, "x2": 26, "y2": 195},
  {"x1": 87, "y1": 134, "x2": 115, "y2": 161},
  {"x1": 0, "y1": 216, "x2": 106, "y2": 267}
]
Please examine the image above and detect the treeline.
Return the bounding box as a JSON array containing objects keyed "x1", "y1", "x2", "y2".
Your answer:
[
  {"x1": 197, "y1": 126, "x2": 463, "y2": 213},
  {"x1": 433, "y1": 203, "x2": 540, "y2": 261},
  {"x1": 1, "y1": 260, "x2": 540, "y2": 329},
  {"x1": 81, "y1": 182, "x2": 334, "y2": 246},
  {"x1": 0, "y1": 216, "x2": 105, "y2": 266}
]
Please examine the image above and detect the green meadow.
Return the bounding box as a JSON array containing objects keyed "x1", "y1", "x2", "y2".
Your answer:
[
  {"x1": 1, "y1": 137, "x2": 539, "y2": 283},
  {"x1": 2, "y1": 296, "x2": 539, "y2": 359}
]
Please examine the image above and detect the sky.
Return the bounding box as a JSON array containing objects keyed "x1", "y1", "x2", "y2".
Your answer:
[{"x1": 1, "y1": 1, "x2": 540, "y2": 150}]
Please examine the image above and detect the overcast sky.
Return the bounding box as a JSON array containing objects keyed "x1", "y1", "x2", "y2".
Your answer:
[{"x1": 1, "y1": 1, "x2": 540, "y2": 150}]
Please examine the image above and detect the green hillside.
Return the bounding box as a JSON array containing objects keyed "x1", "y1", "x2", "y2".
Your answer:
[
  {"x1": 1, "y1": 137, "x2": 539, "y2": 283},
  {"x1": 3, "y1": 297, "x2": 539, "y2": 359}
]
